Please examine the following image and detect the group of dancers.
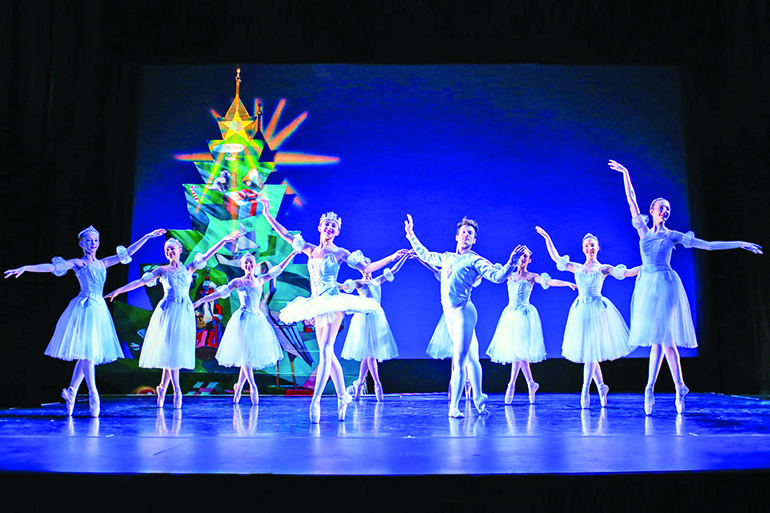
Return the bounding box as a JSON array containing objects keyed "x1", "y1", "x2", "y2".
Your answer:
[{"x1": 5, "y1": 161, "x2": 762, "y2": 422}]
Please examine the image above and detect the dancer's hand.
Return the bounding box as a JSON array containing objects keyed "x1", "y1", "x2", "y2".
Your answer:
[
  {"x1": 404, "y1": 214, "x2": 415, "y2": 238},
  {"x1": 567, "y1": 283, "x2": 578, "y2": 290},
  {"x1": 257, "y1": 195, "x2": 271, "y2": 213},
  {"x1": 392, "y1": 248, "x2": 410, "y2": 260},
  {"x1": 535, "y1": 226, "x2": 551, "y2": 240},
  {"x1": 741, "y1": 242, "x2": 763, "y2": 254},
  {"x1": 223, "y1": 230, "x2": 243, "y2": 243},
  {"x1": 608, "y1": 159, "x2": 629, "y2": 174},
  {"x1": 507, "y1": 244, "x2": 527, "y2": 265},
  {"x1": 4, "y1": 267, "x2": 25, "y2": 278},
  {"x1": 105, "y1": 290, "x2": 120, "y2": 302},
  {"x1": 148, "y1": 229, "x2": 167, "y2": 238}
]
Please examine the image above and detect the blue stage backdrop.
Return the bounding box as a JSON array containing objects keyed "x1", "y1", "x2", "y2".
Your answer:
[{"x1": 129, "y1": 64, "x2": 696, "y2": 362}]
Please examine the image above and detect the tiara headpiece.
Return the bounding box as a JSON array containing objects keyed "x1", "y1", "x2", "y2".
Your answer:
[
  {"x1": 319, "y1": 212, "x2": 342, "y2": 227},
  {"x1": 78, "y1": 226, "x2": 99, "y2": 239}
]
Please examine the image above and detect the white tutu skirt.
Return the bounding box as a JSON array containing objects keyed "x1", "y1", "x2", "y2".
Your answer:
[
  {"x1": 44, "y1": 295, "x2": 124, "y2": 365},
  {"x1": 425, "y1": 314, "x2": 479, "y2": 360},
  {"x1": 486, "y1": 304, "x2": 546, "y2": 363},
  {"x1": 139, "y1": 298, "x2": 196, "y2": 370},
  {"x1": 341, "y1": 309, "x2": 398, "y2": 361},
  {"x1": 280, "y1": 293, "x2": 380, "y2": 325},
  {"x1": 628, "y1": 268, "x2": 697, "y2": 348},
  {"x1": 561, "y1": 297, "x2": 631, "y2": 363},
  {"x1": 216, "y1": 308, "x2": 284, "y2": 369}
]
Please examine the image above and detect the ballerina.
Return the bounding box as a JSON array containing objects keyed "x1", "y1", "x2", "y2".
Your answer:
[
  {"x1": 486, "y1": 246, "x2": 577, "y2": 405},
  {"x1": 4, "y1": 226, "x2": 166, "y2": 417},
  {"x1": 405, "y1": 214, "x2": 525, "y2": 418},
  {"x1": 608, "y1": 159, "x2": 762, "y2": 414},
  {"x1": 106, "y1": 230, "x2": 242, "y2": 408},
  {"x1": 536, "y1": 226, "x2": 639, "y2": 408},
  {"x1": 340, "y1": 250, "x2": 412, "y2": 401},
  {"x1": 193, "y1": 250, "x2": 300, "y2": 405},
  {"x1": 259, "y1": 196, "x2": 408, "y2": 423}
]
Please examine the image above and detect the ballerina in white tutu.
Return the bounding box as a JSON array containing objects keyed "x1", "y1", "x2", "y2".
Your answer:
[
  {"x1": 609, "y1": 160, "x2": 763, "y2": 414},
  {"x1": 259, "y1": 196, "x2": 408, "y2": 423},
  {"x1": 486, "y1": 247, "x2": 577, "y2": 405},
  {"x1": 406, "y1": 214, "x2": 525, "y2": 418},
  {"x1": 106, "y1": 231, "x2": 242, "y2": 408},
  {"x1": 340, "y1": 250, "x2": 412, "y2": 401},
  {"x1": 4, "y1": 226, "x2": 166, "y2": 417},
  {"x1": 536, "y1": 226, "x2": 639, "y2": 408},
  {"x1": 192, "y1": 250, "x2": 300, "y2": 405}
]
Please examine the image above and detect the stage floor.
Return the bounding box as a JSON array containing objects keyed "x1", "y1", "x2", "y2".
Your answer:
[{"x1": 1, "y1": 392, "x2": 769, "y2": 475}]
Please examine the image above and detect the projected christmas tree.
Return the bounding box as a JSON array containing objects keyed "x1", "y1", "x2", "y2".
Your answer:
[{"x1": 112, "y1": 69, "x2": 340, "y2": 391}]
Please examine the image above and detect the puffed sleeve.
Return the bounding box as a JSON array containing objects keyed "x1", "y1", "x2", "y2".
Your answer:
[
  {"x1": 51, "y1": 257, "x2": 68, "y2": 277},
  {"x1": 632, "y1": 214, "x2": 649, "y2": 229},
  {"x1": 266, "y1": 265, "x2": 284, "y2": 279},
  {"x1": 141, "y1": 271, "x2": 158, "y2": 287},
  {"x1": 346, "y1": 250, "x2": 365, "y2": 268},
  {"x1": 473, "y1": 257, "x2": 512, "y2": 284},
  {"x1": 681, "y1": 231, "x2": 695, "y2": 248},
  {"x1": 116, "y1": 245, "x2": 132, "y2": 264},
  {"x1": 216, "y1": 284, "x2": 231, "y2": 296},
  {"x1": 192, "y1": 253, "x2": 207, "y2": 270},
  {"x1": 383, "y1": 268, "x2": 395, "y2": 282},
  {"x1": 342, "y1": 279, "x2": 357, "y2": 292},
  {"x1": 555, "y1": 255, "x2": 570, "y2": 272},
  {"x1": 292, "y1": 234, "x2": 306, "y2": 253},
  {"x1": 539, "y1": 272, "x2": 552, "y2": 290},
  {"x1": 611, "y1": 264, "x2": 628, "y2": 280}
]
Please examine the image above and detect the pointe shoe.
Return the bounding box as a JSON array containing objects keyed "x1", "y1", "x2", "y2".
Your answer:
[
  {"x1": 464, "y1": 380, "x2": 472, "y2": 401},
  {"x1": 374, "y1": 381, "x2": 384, "y2": 402},
  {"x1": 233, "y1": 382, "x2": 243, "y2": 405},
  {"x1": 675, "y1": 384, "x2": 689, "y2": 414},
  {"x1": 88, "y1": 392, "x2": 100, "y2": 418},
  {"x1": 173, "y1": 391, "x2": 183, "y2": 409},
  {"x1": 580, "y1": 386, "x2": 590, "y2": 409},
  {"x1": 504, "y1": 383, "x2": 515, "y2": 405},
  {"x1": 61, "y1": 387, "x2": 76, "y2": 416},
  {"x1": 346, "y1": 380, "x2": 366, "y2": 400},
  {"x1": 338, "y1": 392, "x2": 353, "y2": 421},
  {"x1": 598, "y1": 384, "x2": 609, "y2": 408},
  {"x1": 310, "y1": 400, "x2": 321, "y2": 424},
  {"x1": 156, "y1": 385, "x2": 166, "y2": 408},
  {"x1": 527, "y1": 381, "x2": 539, "y2": 405},
  {"x1": 250, "y1": 386, "x2": 259, "y2": 406},
  {"x1": 644, "y1": 387, "x2": 655, "y2": 415},
  {"x1": 448, "y1": 407, "x2": 465, "y2": 418},
  {"x1": 474, "y1": 393, "x2": 489, "y2": 415}
]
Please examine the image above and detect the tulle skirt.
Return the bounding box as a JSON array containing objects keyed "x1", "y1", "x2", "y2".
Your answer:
[
  {"x1": 216, "y1": 308, "x2": 284, "y2": 369},
  {"x1": 280, "y1": 292, "x2": 380, "y2": 327},
  {"x1": 629, "y1": 268, "x2": 697, "y2": 348},
  {"x1": 44, "y1": 295, "x2": 124, "y2": 365},
  {"x1": 425, "y1": 314, "x2": 479, "y2": 360},
  {"x1": 486, "y1": 304, "x2": 546, "y2": 363},
  {"x1": 561, "y1": 296, "x2": 631, "y2": 363},
  {"x1": 139, "y1": 298, "x2": 196, "y2": 370},
  {"x1": 341, "y1": 309, "x2": 398, "y2": 361}
]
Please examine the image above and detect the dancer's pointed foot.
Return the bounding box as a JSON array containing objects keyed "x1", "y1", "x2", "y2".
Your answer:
[
  {"x1": 527, "y1": 381, "x2": 539, "y2": 405},
  {"x1": 474, "y1": 393, "x2": 489, "y2": 415},
  {"x1": 156, "y1": 385, "x2": 166, "y2": 408},
  {"x1": 250, "y1": 385, "x2": 259, "y2": 406},
  {"x1": 173, "y1": 391, "x2": 182, "y2": 409},
  {"x1": 580, "y1": 386, "x2": 590, "y2": 409},
  {"x1": 675, "y1": 384, "x2": 689, "y2": 414},
  {"x1": 309, "y1": 400, "x2": 321, "y2": 424},
  {"x1": 448, "y1": 407, "x2": 465, "y2": 418},
  {"x1": 374, "y1": 381, "x2": 384, "y2": 402},
  {"x1": 61, "y1": 387, "x2": 76, "y2": 416},
  {"x1": 233, "y1": 381, "x2": 243, "y2": 405},
  {"x1": 338, "y1": 392, "x2": 353, "y2": 421},
  {"x1": 88, "y1": 392, "x2": 100, "y2": 418},
  {"x1": 504, "y1": 382, "x2": 515, "y2": 405},
  {"x1": 644, "y1": 386, "x2": 655, "y2": 415},
  {"x1": 598, "y1": 384, "x2": 609, "y2": 408}
]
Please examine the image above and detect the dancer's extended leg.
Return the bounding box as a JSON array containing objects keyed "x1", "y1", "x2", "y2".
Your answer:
[
  {"x1": 310, "y1": 313, "x2": 350, "y2": 422},
  {"x1": 663, "y1": 344, "x2": 688, "y2": 413},
  {"x1": 243, "y1": 365, "x2": 258, "y2": 405},
  {"x1": 505, "y1": 361, "x2": 521, "y2": 404},
  {"x1": 367, "y1": 357, "x2": 384, "y2": 401},
  {"x1": 644, "y1": 344, "x2": 665, "y2": 414},
  {"x1": 170, "y1": 369, "x2": 182, "y2": 408},
  {"x1": 446, "y1": 303, "x2": 480, "y2": 417},
  {"x1": 81, "y1": 360, "x2": 99, "y2": 417}
]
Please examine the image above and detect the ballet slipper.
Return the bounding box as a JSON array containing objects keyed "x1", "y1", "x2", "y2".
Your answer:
[
  {"x1": 250, "y1": 385, "x2": 259, "y2": 406},
  {"x1": 374, "y1": 381, "x2": 384, "y2": 402},
  {"x1": 88, "y1": 392, "x2": 100, "y2": 418},
  {"x1": 644, "y1": 386, "x2": 655, "y2": 415},
  {"x1": 346, "y1": 380, "x2": 365, "y2": 400},
  {"x1": 233, "y1": 382, "x2": 243, "y2": 405},
  {"x1": 504, "y1": 382, "x2": 515, "y2": 405},
  {"x1": 448, "y1": 407, "x2": 465, "y2": 418},
  {"x1": 474, "y1": 393, "x2": 489, "y2": 415},
  {"x1": 309, "y1": 399, "x2": 321, "y2": 424},
  {"x1": 338, "y1": 392, "x2": 353, "y2": 421},
  {"x1": 156, "y1": 385, "x2": 166, "y2": 408},
  {"x1": 580, "y1": 386, "x2": 590, "y2": 409},
  {"x1": 598, "y1": 384, "x2": 609, "y2": 408},
  {"x1": 675, "y1": 384, "x2": 689, "y2": 414},
  {"x1": 527, "y1": 381, "x2": 539, "y2": 405},
  {"x1": 173, "y1": 391, "x2": 183, "y2": 409},
  {"x1": 61, "y1": 387, "x2": 76, "y2": 416}
]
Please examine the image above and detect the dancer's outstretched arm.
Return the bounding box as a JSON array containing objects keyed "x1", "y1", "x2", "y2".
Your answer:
[
  {"x1": 372, "y1": 250, "x2": 413, "y2": 285},
  {"x1": 258, "y1": 197, "x2": 314, "y2": 257},
  {"x1": 688, "y1": 237, "x2": 762, "y2": 254},
  {"x1": 5, "y1": 258, "x2": 76, "y2": 278},
  {"x1": 532, "y1": 273, "x2": 577, "y2": 290},
  {"x1": 259, "y1": 250, "x2": 301, "y2": 283},
  {"x1": 101, "y1": 229, "x2": 167, "y2": 268},
  {"x1": 193, "y1": 279, "x2": 238, "y2": 309},
  {"x1": 191, "y1": 230, "x2": 243, "y2": 271},
  {"x1": 105, "y1": 268, "x2": 163, "y2": 301},
  {"x1": 404, "y1": 214, "x2": 444, "y2": 268},
  {"x1": 535, "y1": 226, "x2": 578, "y2": 273}
]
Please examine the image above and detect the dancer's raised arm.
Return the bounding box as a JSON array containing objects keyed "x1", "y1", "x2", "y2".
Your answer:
[
  {"x1": 535, "y1": 226, "x2": 577, "y2": 273},
  {"x1": 192, "y1": 230, "x2": 243, "y2": 271},
  {"x1": 101, "y1": 229, "x2": 167, "y2": 268},
  {"x1": 405, "y1": 214, "x2": 442, "y2": 268},
  {"x1": 258, "y1": 196, "x2": 313, "y2": 257},
  {"x1": 371, "y1": 250, "x2": 413, "y2": 285}
]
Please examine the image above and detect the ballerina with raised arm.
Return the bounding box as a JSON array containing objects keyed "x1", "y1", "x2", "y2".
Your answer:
[
  {"x1": 405, "y1": 214, "x2": 525, "y2": 418},
  {"x1": 193, "y1": 250, "x2": 300, "y2": 405},
  {"x1": 339, "y1": 250, "x2": 412, "y2": 401},
  {"x1": 486, "y1": 247, "x2": 577, "y2": 405},
  {"x1": 259, "y1": 196, "x2": 408, "y2": 423},
  {"x1": 536, "y1": 226, "x2": 639, "y2": 409},
  {"x1": 608, "y1": 159, "x2": 762, "y2": 414},
  {"x1": 106, "y1": 230, "x2": 242, "y2": 409},
  {"x1": 4, "y1": 226, "x2": 166, "y2": 416}
]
